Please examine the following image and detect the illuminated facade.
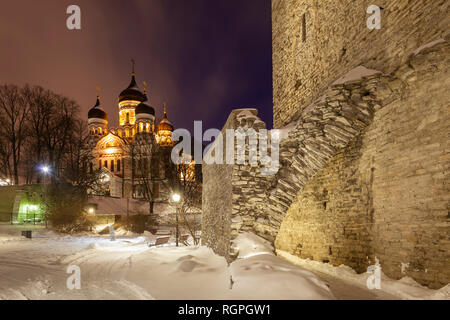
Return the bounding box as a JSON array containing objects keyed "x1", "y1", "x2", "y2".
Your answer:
[{"x1": 87, "y1": 64, "x2": 176, "y2": 200}]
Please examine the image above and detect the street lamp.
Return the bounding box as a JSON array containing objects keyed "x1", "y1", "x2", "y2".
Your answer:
[
  {"x1": 172, "y1": 193, "x2": 181, "y2": 203},
  {"x1": 172, "y1": 193, "x2": 181, "y2": 247}
]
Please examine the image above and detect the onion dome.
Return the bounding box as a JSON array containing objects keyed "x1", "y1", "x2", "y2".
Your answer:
[
  {"x1": 135, "y1": 94, "x2": 155, "y2": 116},
  {"x1": 88, "y1": 96, "x2": 108, "y2": 121},
  {"x1": 118, "y1": 73, "x2": 146, "y2": 103},
  {"x1": 157, "y1": 104, "x2": 174, "y2": 132}
]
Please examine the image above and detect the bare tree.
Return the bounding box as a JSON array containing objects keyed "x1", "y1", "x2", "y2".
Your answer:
[
  {"x1": 0, "y1": 84, "x2": 29, "y2": 184},
  {"x1": 41, "y1": 94, "x2": 80, "y2": 182},
  {"x1": 129, "y1": 133, "x2": 159, "y2": 215},
  {"x1": 164, "y1": 152, "x2": 202, "y2": 245},
  {"x1": 61, "y1": 118, "x2": 105, "y2": 191},
  {"x1": 22, "y1": 85, "x2": 54, "y2": 183}
]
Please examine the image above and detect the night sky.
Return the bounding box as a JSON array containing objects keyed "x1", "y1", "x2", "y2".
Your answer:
[{"x1": 0, "y1": 0, "x2": 273, "y2": 133}]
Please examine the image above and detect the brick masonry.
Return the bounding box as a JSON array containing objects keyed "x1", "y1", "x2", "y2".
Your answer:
[
  {"x1": 202, "y1": 41, "x2": 449, "y2": 287},
  {"x1": 272, "y1": 0, "x2": 449, "y2": 128},
  {"x1": 202, "y1": 0, "x2": 449, "y2": 289}
]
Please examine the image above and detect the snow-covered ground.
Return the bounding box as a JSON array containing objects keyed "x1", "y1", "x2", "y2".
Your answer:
[
  {"x1": 1, "y1": 225, "x2": 447, "y2": 300},
  {"x1": 277, "y1": 250, "x2": 449, "y2": 300},
  {"x1": 0, "y1": 225, "x2": 333, "y2": 300}
]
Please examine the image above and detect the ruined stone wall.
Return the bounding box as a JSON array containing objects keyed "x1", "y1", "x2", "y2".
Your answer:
[
  {"x1": 275, "y1": 134, "x2": 374, "y2": 274},
  {"x1": 272, "y1": 0, "x2": 449, "y2": 127},
  {"x1": 276, "y1": 42, "x2": 450, "y2": 288}
]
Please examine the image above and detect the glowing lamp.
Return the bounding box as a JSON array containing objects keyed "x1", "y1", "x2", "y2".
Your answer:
[{"x1": 172, "y1": 193, "x2": 181, "y2": 203}]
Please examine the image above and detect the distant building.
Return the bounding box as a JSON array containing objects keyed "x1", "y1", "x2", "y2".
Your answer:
[{"x1": 87, "y1": 62, "x2": 194, "y2": 201}]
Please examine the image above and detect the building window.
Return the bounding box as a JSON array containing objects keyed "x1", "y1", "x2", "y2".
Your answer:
[
  {"x1": 139, "y1": 122, "x2": 144, "y2": 133},
  {"x1": 99, "y1": 160, "x2": 102, "y2": 168},
  {"x1": 132, "y1": 128, "x2": 136, "y2": 136},
  {"x1": 111, "y1": 160, "x2": 115, "y2": 172},
  {"x1": 125, "y1": 129, "x2": 130, "y2": 137},
  {"x1": 118, "y1": 130, "x2": 122, "y2": 137},
  {"x1": 302, "y1": 13, "x2": 307, "y2": 42},
  {"x1": 117, "y1": 159, "x2": 121, "y2": 172},
  {"x1": 98, "y1": 127, "x2": 103, "y2": 134},
  {"x1": 146, "y1": 123, "x2": 150, "y2": 132},
  {"x1": 104, "y1": 160, "x2": 108, "y2": 168}
]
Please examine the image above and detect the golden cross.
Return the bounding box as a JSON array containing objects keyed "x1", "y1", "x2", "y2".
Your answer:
[{"x1": 131, "y1": 59, "x2": 136, "y2": 75}]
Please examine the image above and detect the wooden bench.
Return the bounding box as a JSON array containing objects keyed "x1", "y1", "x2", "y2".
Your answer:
[
  {"x1": 148, "y1": 236, "x2": 170, "y2": 247},
  {"x1": 21, "y1": 230, "x2": 32, "y2": 239},
  {"x1": 155, "y1": 230, "x2": 171, "y2": 236}
]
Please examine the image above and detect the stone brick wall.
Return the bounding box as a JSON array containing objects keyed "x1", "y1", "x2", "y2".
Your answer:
[
  {"x1": 272, "y1": 0, "x2": 450, "y2": 127},
  {"x1": 275, "y1": 134, "x2": 374, "y2": 274},
  {"x1": 202, "y1": 41, "x2": 449, "y2": 288},
  {"x1": 275, "y1": 42, "x2": 450, "y2": 289},
  {"x1": 202, "y1": 0, "x2": 449, "y2": 288}
]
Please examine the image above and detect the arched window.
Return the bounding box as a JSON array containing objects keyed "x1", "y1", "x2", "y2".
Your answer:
[
  {"x1": 118, "y1": 130, "x2": 122, "y2": 137},
  {"x1": 117, "y1": 159, "x2": 121, "y2": 172},
  {"x1": 98, "y1": 127, "x2": 103, "y2": 134},
  {"x1": 146, "y1": 123, "x2": 150, "y2": 132},
  {"x1": 125, "y1": 129, "x2": 130, "y2": 137},
  {"x1": 132, "y1": 128, "x2": 136, "y2": 136},
  {"x1": 91, "y1": 127, "x2": 95, "y2": 135},
  {"x1": 139, "y1": 123, "x2": 144, "y2": 133},
  {"x1": 111, "y1": 160, "x2": 115, "y2": 172}
]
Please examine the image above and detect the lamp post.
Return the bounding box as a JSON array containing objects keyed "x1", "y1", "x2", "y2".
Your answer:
[
  {"x1": 41, "y1": 166, "x2": 50, "y2": 184},
  {"x1": 172, "y1": 193, "x2": 181, "y2": 247},
  {"x1": 39, "y1": 165, "x2": 51, "y2": 227}
]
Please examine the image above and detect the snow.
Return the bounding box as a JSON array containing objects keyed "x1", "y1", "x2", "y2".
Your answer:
[
  {"x1": 231, "y1": 232, "x2": 274, "y2": 259},
  {"x1": 331, "y1": 66, "x2": 381, "y2": 85},
  {"x1": 277, "y1": 122, "x2": 297, "y2": 140},
  {"x1": 412, "y1": 38, "x2": 445, "y2": 55},
  {"x1": 277, "y1": 250, "x2": 449, "y2": 300},
  {"x1": 0, "y1": 225, "x2": 335, "y2": 300}
]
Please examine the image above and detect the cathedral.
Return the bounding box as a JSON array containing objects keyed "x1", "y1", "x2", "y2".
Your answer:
[{"x1": 87, "y1": 63, "x2": 179, "y2": 201}]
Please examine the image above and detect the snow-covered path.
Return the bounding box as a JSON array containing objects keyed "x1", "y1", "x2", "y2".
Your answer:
[
  {"x1": 0, "y1": 228, "x2": 334, "y2": 300},
  {"x1": 1, "y1": 227, "x2": 446, "y2": 300}
]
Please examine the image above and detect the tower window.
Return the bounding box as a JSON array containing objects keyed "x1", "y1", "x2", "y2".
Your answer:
[
  {"x1": 117, "y1": 159, "x2": 121, "y2": 172},
  {"x1": 111, "y1": 160, "x2": 115, "y2": 172},
  {"x1": 146, "y1": 123, "x2": 150, "y2": 132},
  {"x1": 104, "y1": 160, "x2": 108, "y2": 168},
  {"x1": 139, "y1": 123, "x2": 144, "y2": 133},
  {"x1": 302, "y1": 13, "x2": 307, "y2": 42}
]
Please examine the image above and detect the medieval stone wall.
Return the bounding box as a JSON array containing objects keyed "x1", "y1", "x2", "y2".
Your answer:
[
  {"x1": 202, "y1": 41, "x2": 449, "y2": 287},
  {"x1": 276, "y1": 42, "x2": 450, "y2": 289},
  {"x1": 202, "y1": 0, "x2": 449, "y2": 288},
  {"x1": 272, "y1": 0, "x2": 449, "y2": 127}
]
